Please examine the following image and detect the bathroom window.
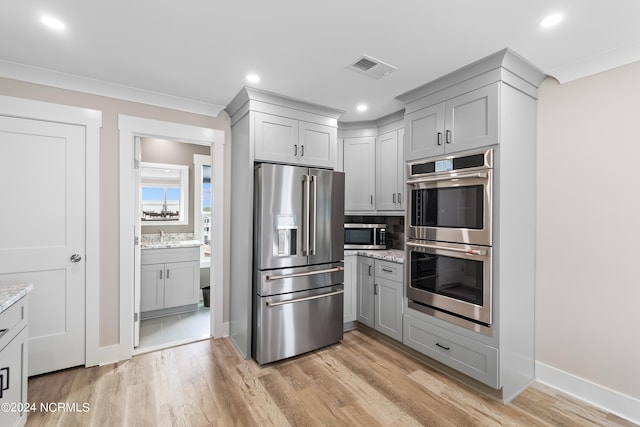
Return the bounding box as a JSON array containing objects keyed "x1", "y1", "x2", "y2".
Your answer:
[{"x1": 140, "y1": 162, "x2": 189, "y2": 225}]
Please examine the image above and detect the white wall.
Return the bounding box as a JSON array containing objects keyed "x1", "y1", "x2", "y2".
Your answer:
[{"x1": 536, "y1": 62, "x2": 640, "y2": 400}]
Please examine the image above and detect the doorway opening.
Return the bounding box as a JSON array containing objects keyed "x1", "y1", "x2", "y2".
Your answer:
[
  {"x1": 134, "y1": 138, "x2": 212, "y2": 354},
  {"x1": 118, "y1": 115, "x2": 225, "y2": 361}
]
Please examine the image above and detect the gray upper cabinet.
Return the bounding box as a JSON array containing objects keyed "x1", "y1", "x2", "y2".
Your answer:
[
  {"x1": 375, "y1": 128, "x2": 404, "y2": 211},
  {"x1": 343, "y1": 136, "x2": 376, "y2": 212},
  {"x1": 254, "y1": 112, "x2": 337, "y2": 168},
  {"x1": 254, "y1": 112, "x2": 299, "y2": 164},
  {"x1": 404, "y1": 83, "x2": 499, "y2": 161}
]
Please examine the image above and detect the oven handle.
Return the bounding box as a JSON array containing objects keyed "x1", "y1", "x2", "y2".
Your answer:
[
  {"x1": 406, "y1": 241, "x2": 487, "y2": 256},
  {"x1": 406, "y1": 171, "x2": 487, "y2": 185},
  {"x1": 265, "y1": 266, "x2": 344, "y2": 281},
  {"x1": 266, "y1": 289, "x2": 344, "y2": 307}
]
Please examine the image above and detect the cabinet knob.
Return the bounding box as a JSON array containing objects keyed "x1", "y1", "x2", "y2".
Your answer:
[{"x1": 70, "y1": 253, "x2": 82, "y2": 263}]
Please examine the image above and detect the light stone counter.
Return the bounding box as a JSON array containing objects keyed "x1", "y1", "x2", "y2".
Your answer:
[
  {"x1": 344, "y1": 249, "x2": 404, "y2": 264},
  {"x1": 0, "y1": 283, "x2": 33, "y2": 314}
]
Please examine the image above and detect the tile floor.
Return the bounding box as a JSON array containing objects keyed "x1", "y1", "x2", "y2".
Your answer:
[{"x1": 135, "y1": 302, "x2": 211, "y2": 355}]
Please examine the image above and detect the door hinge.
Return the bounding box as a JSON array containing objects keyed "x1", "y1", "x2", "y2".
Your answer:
[
  {"x1": 134, "y1": 312, "x2": 139, "y2": 323},
  {"x1": 134, "y1": 235, "x2": 139, "y2": 246}
]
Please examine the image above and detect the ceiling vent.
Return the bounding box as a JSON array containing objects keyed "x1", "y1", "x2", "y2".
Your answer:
[{"x1": 348, "y1": 54, "x2": 397, "y2": 79}]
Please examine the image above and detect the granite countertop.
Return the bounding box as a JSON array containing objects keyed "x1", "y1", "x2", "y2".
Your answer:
[
  {"x1": 0, "y1": 283, "x2": 34, "y2": 315},
  {"x1": 344, "y1": 249, "x2": 405, "y2": 263},
  {"x1": 141, "y1": 239, "x2": 202, "y2": 249}
]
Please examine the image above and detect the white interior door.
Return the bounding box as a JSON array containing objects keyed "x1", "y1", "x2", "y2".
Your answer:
[{"x1": 0, "y1": 115, "x2": 86, "y2": 376}]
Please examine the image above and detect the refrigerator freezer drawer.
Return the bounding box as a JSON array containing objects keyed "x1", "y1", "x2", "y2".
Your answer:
[
  {"x1": 256, "y1": 263, "x2": 344, "y2": 296},
  {"x1": 254, "y1": 284, "x2": 344, "y2": 364}
]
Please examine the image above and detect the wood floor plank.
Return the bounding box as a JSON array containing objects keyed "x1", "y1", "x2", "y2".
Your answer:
[{"x1": 24, "y1": 331, "x2": 636, "y2": 427}]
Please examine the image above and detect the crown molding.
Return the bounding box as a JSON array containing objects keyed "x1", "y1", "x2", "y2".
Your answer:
[{"x1": 0, "y1": 60, "x2": 225, "y2": 117}]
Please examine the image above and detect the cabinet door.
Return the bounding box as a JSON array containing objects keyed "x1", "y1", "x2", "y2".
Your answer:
[
  {"x1": 140, "y1": 264, "x2": 164, "y2": 312},
  {"x1": 298, "y1": 121, "x2": 337, "y2": 168},
  {"x1": 343, "y1": 256, "x2": 358, "y2": 323},
  {"x1": 356, "y1": 256, "x2": 375, "y2": 327},
  {"x1": 0, "y1": 328, "x2": 28, "y2": 427},
  {"x1": 343, "y1": 137, "x2": 375, "y2": 212},
  {"x1": 374, "y1": 276, "x2": 403, "y2": 341},
  {"x1": 376, "y1": 130, "x2": 400, "y2": 211},
  {"x1": 404, "y1": 103, "x2": 445, "y2": 161},
  {"x1": 254, "y1": 112, "x2": 299, "y2": 164},
  {"x1": 397, "y1": 128, "x2": 406, "y2": 210},
  {"x1": 444, "y1": 83, "x2": 499, "y2": 154},
  {"x1": 164, "y1": 261, "x2": 199, "y2": 308}
]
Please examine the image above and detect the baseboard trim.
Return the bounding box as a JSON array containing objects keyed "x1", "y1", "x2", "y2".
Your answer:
[{"x1": 536, "y1": 361, "x2": 640, "y2": 425}]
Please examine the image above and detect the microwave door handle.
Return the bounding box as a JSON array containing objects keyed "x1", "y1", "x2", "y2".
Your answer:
[
  {"x1": 406, "y1": 171, "x2": 487, "y2": 185},
  {"x1": 406, "y1": 241, "x2": 487, "y2": 257}
]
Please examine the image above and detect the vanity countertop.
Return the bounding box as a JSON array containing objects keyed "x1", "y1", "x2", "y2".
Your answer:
[
  {"x1": 140, "y1": 240, "x2": 202, "y2": 249},
  {"x1": 141, "y1": 239, "x2": 202, "y2": 250},
  {"x1": 344, "y1": 249, "x2": 405, "y2": 264},
  {"x1": 0, "y1": 283, "x2": 34, "y2": 315}
]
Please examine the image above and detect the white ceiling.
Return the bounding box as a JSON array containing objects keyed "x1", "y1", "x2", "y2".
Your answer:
[{"x1": 1, "y1": 0, "x2": 639, "y2": 122}]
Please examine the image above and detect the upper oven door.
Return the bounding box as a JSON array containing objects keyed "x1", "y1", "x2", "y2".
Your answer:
[{"x1": 406, "y1": 168, "x2": 492, "y2": 246}]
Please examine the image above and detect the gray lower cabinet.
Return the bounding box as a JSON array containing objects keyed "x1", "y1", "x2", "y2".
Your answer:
[
  {"x1": 403, "y1": 311, "x2": 498, "y2": 388},
  {"x1": 356, "y1": 257, "x2": 403, "y2": 341},
  {"x1": 140, "y1": 247, "x2": 200, "y2": 315},
  {"x1": 0, "y1": 296, "x2": 28, "y2": 427},
  {"x1": 342, "y1": 256, "x2": 358, "y2": 324}
]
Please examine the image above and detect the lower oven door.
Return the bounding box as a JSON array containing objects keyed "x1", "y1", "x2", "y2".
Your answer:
[
  {"x1": 254, "y1": 284, "x2": 344, "y2": 364},
  {"x1": 406, "y1": 239, "x2": 492, "y2": 326}
]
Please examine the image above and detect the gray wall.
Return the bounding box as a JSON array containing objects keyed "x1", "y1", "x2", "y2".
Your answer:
[{"x1": 536, "y1": 62, "x2": 640, "y2": 399}]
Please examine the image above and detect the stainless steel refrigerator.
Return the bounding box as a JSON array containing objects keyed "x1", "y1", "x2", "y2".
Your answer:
[{"x1": 253, "y1": 163, "x2": 345, "y2": 364}]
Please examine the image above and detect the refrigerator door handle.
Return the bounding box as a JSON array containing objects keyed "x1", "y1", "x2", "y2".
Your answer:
[
  {"x1": 302, "y1": 174, "x2": 310, "y2": 256},
  {"x1": 265, "y1": 266, "x2": 344, "y2": 281},
  {"x1": 310, "y1": 175, "x2": 317, "y2": 256},
  {"x1": 265, "y1": 289, "x2": 344, "y2": 307}
]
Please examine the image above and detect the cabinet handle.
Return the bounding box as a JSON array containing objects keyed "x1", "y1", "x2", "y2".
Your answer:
[
  {"x1": 301, "y1": 145, "x2": 305, "y2": 157},
  {"x1": 374, "y1": 283, "x2": 378, "y2": 295},
  {"x1": 445, "y1": 130, "x2": 452, "y2": 144},
  {"x1": 0, "y1": 329, "x2": 7, "y2": 340},
  {"x1": 166, "y1": 269, "x2": 170, "y2": 279},
  {"x1": 0, "y1": 366, "x2": 9, "y2": 398},
  {"x1": 370, "y1": 195, "x2": 373, "y2": 205},
  {"x1": 393, "y1": 193, "x2": 396, "y2": 203},
  {"x1": 436, "y1": 342, "x2": 451, "y2": 351},
  {"x1": 368, "y1": 265, "x2": 372, "y2": 276},
  {"x1": 159, "y1": 269, "x2": 163, "y2": 280},
  {"x1": 382, "y1": 268, "x2": 393, "y2": 273},
  {"x1": 294, "y1": 144, "x2": 298, "y2": 156},
  {"x1": 437, "y1": 132, "x2": 443, "y2": 146},
  {"x1": 397, "y1": 192, "x2": 402, "y2": 205}
]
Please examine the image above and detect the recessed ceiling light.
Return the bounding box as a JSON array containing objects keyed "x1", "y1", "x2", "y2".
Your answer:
[
  {"x1": 41, "y1": 15, "x2": 65, "y2": 31},
  {"x1": 246, "y1": 74, "x2": 260, "y2": 83},
  {"x1": 539, "y1": 13, "x2": 564, "y2": 28},
  {"x1": 356, "y1": 104, "x2": 368, "y2": 112}
]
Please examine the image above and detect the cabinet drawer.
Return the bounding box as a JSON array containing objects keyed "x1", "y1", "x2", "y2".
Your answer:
[
  {"x1": 375, "y1": 259, "x2": 403, "y2": 283},
  {"x1": 141, "y1": 246, "x2": 199, "y2": 265},
  {"x1": 403, "y1": 313, "x2": 498, "y2": 388},
  {"x1": 0, "y1": 297, "x2": 27, "y2": 351}
]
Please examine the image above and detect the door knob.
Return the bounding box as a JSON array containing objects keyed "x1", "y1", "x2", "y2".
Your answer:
[{"x1": 70, "y1": 254, "x2": 82, "y2": 263}]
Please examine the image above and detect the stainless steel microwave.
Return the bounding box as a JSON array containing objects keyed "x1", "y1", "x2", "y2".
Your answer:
[{"x1": 344, "y1": 223, "x2": 387, "y2": 250}]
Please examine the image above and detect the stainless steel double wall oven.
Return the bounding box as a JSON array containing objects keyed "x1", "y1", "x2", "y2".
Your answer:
[{"x1": 405, "y1": 149, "x2": 494, "y2": 334}]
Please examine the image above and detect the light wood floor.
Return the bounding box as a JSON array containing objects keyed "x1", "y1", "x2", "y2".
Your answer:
[{"x1": 26, "y1": 329, "x2": 635, "y2": 427}]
